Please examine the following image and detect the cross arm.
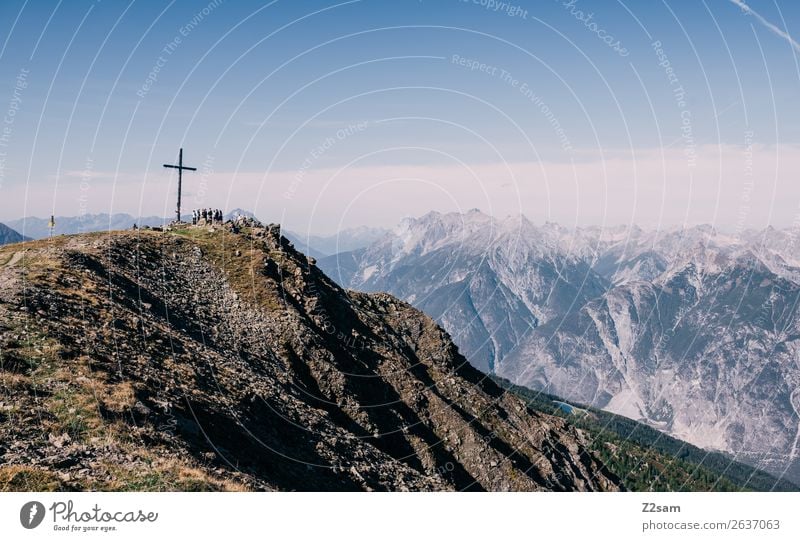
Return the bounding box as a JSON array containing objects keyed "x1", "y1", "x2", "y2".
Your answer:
[{"x1": 163, "y1": 164, "x2": 198, "y2": 171}]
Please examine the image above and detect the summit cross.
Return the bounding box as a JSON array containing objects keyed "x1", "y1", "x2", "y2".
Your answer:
[{"x1": 163, "y1": 148, "x2": 197, "y2": 222}]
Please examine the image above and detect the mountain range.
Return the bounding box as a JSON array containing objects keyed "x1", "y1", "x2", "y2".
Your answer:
[
  {"x1": 318, "y1": 210, "x2": 800, "y2": 484},
  {"x1": 283, "y1": 226, "x2": 388, "y2": 260},
  {"x1": 6, "y1": 212, "x2": 386, "y2": 258},
  {"x1": 6, "y1": 213, "x2": 167, "y2": 239},
  {"x1": 0, "y1": 223, "x2": 28, "y2": 245},
  {"x1": 1, "y1": 216, "x2": 792, "y2": 490}
]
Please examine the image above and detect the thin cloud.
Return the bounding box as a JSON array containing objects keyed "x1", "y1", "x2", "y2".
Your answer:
[
  {"x1": 7, "y1": 145, "x2": 799, "y2": 233},
  {"x1": 728, "y1": 0, "x2": 800, "y2": 53},
  {"x1": 50, "y1": 170, "x2": 143, "y2": 182}
]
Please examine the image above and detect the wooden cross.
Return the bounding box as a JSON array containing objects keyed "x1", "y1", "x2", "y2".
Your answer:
[{"x1": 163, "y1": 148, "x2": 197, "y2": 222}]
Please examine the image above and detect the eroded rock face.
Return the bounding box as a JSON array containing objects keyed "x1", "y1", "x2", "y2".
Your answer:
[
  {"x1": 0, "y1": 225, "x2": 618, "y2": 491},
  {"x1": 318, "y1": 211, "x2": 800, "y2": 483},
  {"x1": 319, "y1": 211, "x2": 608, "y2": 373},
  {"x1": 499, "y1": 258, "x2": 800, "y2": 483}
]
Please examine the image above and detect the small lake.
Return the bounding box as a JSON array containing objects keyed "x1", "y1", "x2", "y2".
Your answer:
[{"x1": 553, "y1": 401, "x2": 574, "y2": 414}]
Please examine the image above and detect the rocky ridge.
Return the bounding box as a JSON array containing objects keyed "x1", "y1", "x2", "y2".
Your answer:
[{"x1": 0, "y1": 222, "x2": 618, "y2": 491}]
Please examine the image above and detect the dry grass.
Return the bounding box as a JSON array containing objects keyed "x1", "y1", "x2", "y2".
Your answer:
[
  {"x1": 0, "y1": 228, "x2": 264, "y2": 492},
  {"x1": 47, "y1": 387, "x2": 103, "y2": 441},
  {"x1": 99, "y1": 455, "x2": 250, "y2": 492},
  {"x1": 0, "y1": 372, "x2": 30, "y2": 390},
  {"x1": 99, "y1": 381, "x2": 137, "y2": 413},
  {"x1": 0, "y1": 466, "x2": 62, "y2": 491}
]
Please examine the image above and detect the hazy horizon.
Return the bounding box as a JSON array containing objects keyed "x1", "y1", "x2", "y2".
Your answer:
[
  {"x1": 1, "y1": 1, "x2": 799, "y2": 234},
  {"x1": 8, "y1": 204, "x2": 800, "y2": 239}
]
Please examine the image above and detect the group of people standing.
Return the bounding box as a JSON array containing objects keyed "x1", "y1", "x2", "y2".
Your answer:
[{"x1": 192, "y1": 208, "x2": 224, "y2": 225}]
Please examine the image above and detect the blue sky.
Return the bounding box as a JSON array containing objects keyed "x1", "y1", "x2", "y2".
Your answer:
[{"x1": 0, "y1": 0, "x2": 799, "y2": 233}]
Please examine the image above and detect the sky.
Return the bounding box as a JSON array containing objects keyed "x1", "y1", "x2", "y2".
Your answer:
[{"x1": 0, "y1": 0, "x2": 799, "y2": 235}]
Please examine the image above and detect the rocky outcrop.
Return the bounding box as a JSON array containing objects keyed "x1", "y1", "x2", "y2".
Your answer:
[{"x1": 0, "y1": 223, "x2": 619, "y2": 491}]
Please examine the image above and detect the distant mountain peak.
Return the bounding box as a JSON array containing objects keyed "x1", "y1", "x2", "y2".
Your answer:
[
  {"x1": 225, "y1": 208, "x2": 257, "y2": 220},
  {"x1": 0, "y1": 222, "x2": 29, "y2": 245}
]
